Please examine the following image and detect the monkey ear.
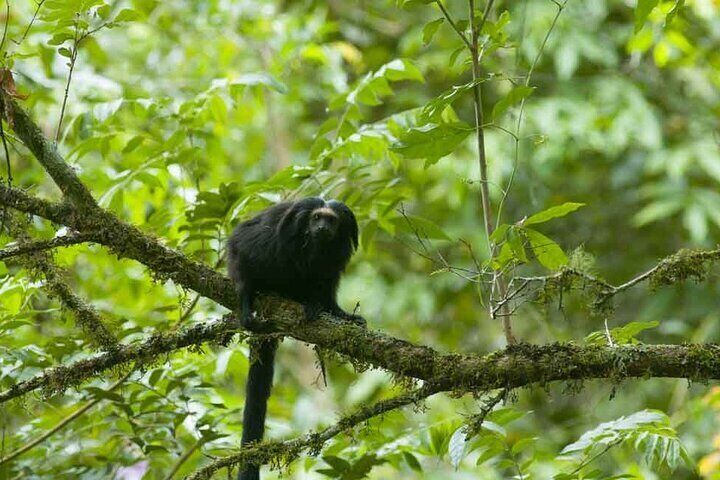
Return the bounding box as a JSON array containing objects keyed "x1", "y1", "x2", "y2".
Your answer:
[
  {"x1": 348, "y1": 210, "x2": 359, "y2": 250},
  {"x1": 329, "y1": 200, "x2": 359, "y2": 250}
]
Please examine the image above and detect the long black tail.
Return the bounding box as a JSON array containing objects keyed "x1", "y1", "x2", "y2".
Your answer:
[{"x1": 238, "y1": 338, "x2": 278, "y2": 480}]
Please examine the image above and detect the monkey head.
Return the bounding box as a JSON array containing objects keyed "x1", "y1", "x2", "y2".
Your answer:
[
  {"x1": 276, "y1": 197, "x2": 359, "y2": 252},
  {"x1": 308, "y1": 207, "x2": 340, "y2": 242}
]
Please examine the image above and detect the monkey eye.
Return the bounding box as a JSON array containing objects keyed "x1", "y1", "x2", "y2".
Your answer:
[{"x1": 313, "y1": 212, "x2": 321, "y2": 220}]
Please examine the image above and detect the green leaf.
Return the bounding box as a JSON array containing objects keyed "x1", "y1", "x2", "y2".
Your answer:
[
  {"x1": 448, "y1": 46, "x2": 465, "y2": 67},
  {"x1": 560, "y1": 410, "x2": 691, "y2": 472},
  {"x1": 524, "y1": 202, "x2": 585, "y2": 226},
  {"x1": 665, "y1": 0, "x2": 685, "y2": 28},
  {"x1": 507, "y1": 228, "x2": 528, "y2": 263},
  {"x1": 122, "y1": 135, "x2": 145, "y2": 153},
  {"x1": 232, "y1": 73, "x2": 288, "y2": 94},
  {"x1": 391, "y1": 122, "x2": 471, "y2": 164},
  {"x1": 633, "y1": 199, "x2": 684, "y2": 226},
  {"x1": 378, "y1": 58, "x2": 424, "y2": 83},
  {"x1": 402, "y1": 452, "x2": 422, "y2": 472},
  {"x1": 489, "y1": 223, "x2": 511, "y2": 243},
  {"x1": 635, "y1": 0, "x2": 659, "y2": 33},
  {"x1": 422, "y1": 18, "x2": 444, "y2": 45},
  {"x1": 492, "y1": 85, "x2": 534, "y2": 120},
  {"x1": 421, "y1": 80, "x2": 483, "y2": 121},
  {"x1": 522, "y1": 228, "x2": 567, "y2": 270},
  {"x1": 96, "y1": 4, "x2": 111, "y2": 19},
  {"x1": 322, "y1": 456, "x2": 351, "y2": 473},
  {"x1": 392, "y1": 214, "x2": 451, "y2": 240},
  {"x1": 562, "y1": 410, "x2": 665, "y2": 454},
  {"x1": 114, "y1": 8, "x2": 142, "y2": 22},
  {"x1": 48, "y1": 32, "x2": 74, "y2": 46},
  {"x1": 449, "y1": 427, "x2": 467, "y2": 468},
  {"x1": 488, "y1": 407, "x2": 528, "y2": 426},
  {"x1": 334, "y1": 59, "x2": 423, "y2": 110},
  {"x1": 585, "y1": 321, "x2": 659, "y2": 346},
  {"x1": 481, "y1": 421, "x2": 506, "y2": 437},
  {"x1": 401, "y1": 0, "x2": 435, "y2": 7}
]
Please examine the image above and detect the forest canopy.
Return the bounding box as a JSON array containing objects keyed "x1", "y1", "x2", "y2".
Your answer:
[{"x1": 0, "y1": 0, "x2": 719, "y2": 479}]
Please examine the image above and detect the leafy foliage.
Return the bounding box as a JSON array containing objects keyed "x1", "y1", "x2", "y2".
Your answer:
[{"x1": 0, "y1": 0, "x2": 718, "y2": 478}]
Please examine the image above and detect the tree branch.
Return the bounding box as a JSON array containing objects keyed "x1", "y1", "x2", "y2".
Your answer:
[
  {"x1": 0, "y1": 314, "x2": 237, "y2": 404},
  {"x1": 0, "y1": 232, "x2": 94, "y2": 260},
  {"x1": 185, "y1": 383, "x2": 443, "y2": 480},
  {"x1": 6, "y1": 217, "x2": 117, "y2": 350},
  {"x1": 0, "y1": 184, "x2": 74, "y2": 224},
  {"x1": 2, "y1": 300, "x2": 720, "y2": 407},
  {"x1": 1, "y1": 94, "x2": 96, "y2": 208}
]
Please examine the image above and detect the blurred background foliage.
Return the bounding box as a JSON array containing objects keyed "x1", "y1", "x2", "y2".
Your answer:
[{"x1": 1, "y1": 0, "x2": 720, "y2": 478}]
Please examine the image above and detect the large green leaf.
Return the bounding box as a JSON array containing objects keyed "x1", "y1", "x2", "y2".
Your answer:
[
  {"x1": 522, "y1": 228, "x2": 568, "y2": 270},
  {"x1": 525, "y1": 202, "x2": 585, "y2": 226},
  {"x1": 391, "y1": 122, "x2": 471, "y2": 164}
]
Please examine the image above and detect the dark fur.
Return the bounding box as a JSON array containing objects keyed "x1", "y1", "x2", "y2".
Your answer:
[{"x1": 227, "y1": 197, "x2": 363, "y2": 480}]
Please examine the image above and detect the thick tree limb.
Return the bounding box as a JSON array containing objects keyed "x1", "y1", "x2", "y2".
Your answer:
[
  {"x1": 0, "y1": 184, "x2": 235, "y2": 310},
  {"x1": 2, "y1": 301, "x2": 719, "y2": 404},
  {"x1": 185, "y1": 383, "x2": 442, "y2": 480},
  {"x1": 1, "y1": 105, "x2": 720, "y2": 403}
]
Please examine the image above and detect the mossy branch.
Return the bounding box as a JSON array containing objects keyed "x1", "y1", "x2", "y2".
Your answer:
[
  {"x1": 1, "y1": 94, "x2": 96, "y2": 208},
  {"x1": 0, "y1": 314, "x2": 237, "y2": 404},
  {"x1": 6, "y1": 216, "x2": 117, "y2": 350},
  {"x1": 185, "y1": 383, "x2": 443, "y2": 480},
  {"x1": 0, "y1": 232, "x2": 94, "y2": 260},
  {"x1": 2, "y1": 300, "x2": 720, "y2": 405}
]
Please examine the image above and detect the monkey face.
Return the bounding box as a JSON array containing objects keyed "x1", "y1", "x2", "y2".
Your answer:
[{"x1": 308, "y1": 207, "x2": 340, "y2": 242}]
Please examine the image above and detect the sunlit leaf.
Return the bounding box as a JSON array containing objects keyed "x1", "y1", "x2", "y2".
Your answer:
[
  {"x1": 522, "y1": 228, "x2": 568, "y2": 270},
  {"x1": 423, "y1": 18, "x2": 444, "y2": 45},
  {"x1": 524, "y1": 202, "x2": 585, "y2": 226},
  {"x1": 391, "y1": 122, "x2": 471, "y2": 164},
  {"x1": 635, "y1": 0, "x2": 659, "y2": 33}
]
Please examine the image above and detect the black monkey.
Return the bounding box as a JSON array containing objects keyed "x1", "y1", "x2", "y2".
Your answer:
[{"x1": 227, "y1": 197, "x2": 364, "y2": 480}]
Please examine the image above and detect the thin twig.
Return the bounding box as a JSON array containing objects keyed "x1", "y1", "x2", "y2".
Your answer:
[
  {"x1": 0, "y1": 0, "x2": 10, "y2": 54},
  {"x1": 569, "y1": 439, "x2": 622, "y2": 475},
  {"x1": 465, "y1": 0, "x2": 516, "y2": 343},
  {"x1": 464, "y1": 388, "x2": 506, "y2": 440},
  {"x1": 434, "y1": 1, "x2": 472, "y2": 50},
  {"x1": 55, "y1": 19, "x2": 80, "y2": 144},
  {"x1": 0, "y1": 94, "x2": 11, "y2": 235},
  {"x1": 495, "y1": 0, "x2": 568, "y2": 230},
  {"x1": 12, "y1": 0, "x2": 45, "y2": 46},
  {"x1": 491, "y1": 279, "x2": 530, "y2": 317}
]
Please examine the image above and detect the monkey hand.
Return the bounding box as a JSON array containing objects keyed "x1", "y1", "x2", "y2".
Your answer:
[
  {"x1": 328, "y1": 304, "x2": 367, "y2": 327},
  {"x1": 303, "y1": 303, "x2": 366, "y2": 327},
  {"x1": 239, "y1": 308, "x2": 273, "y2": 333},
  {"x1": 343, "y1": 312, "x2": 366, "y2": 327}
]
